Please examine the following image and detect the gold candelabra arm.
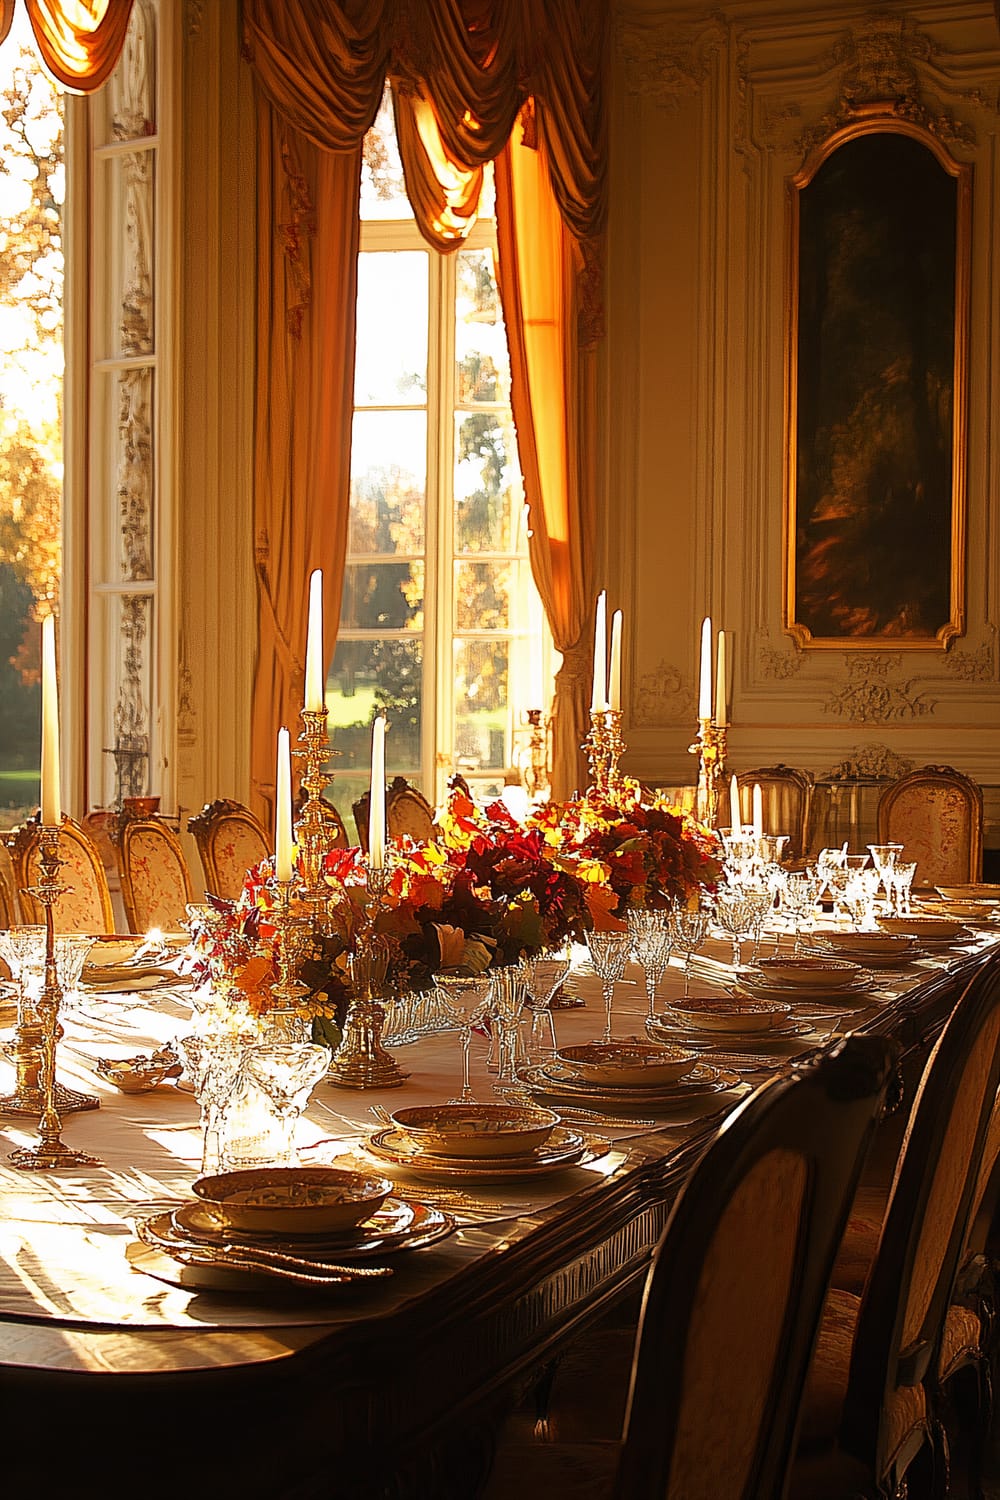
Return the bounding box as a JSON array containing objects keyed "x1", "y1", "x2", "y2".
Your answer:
[
  {"x1": 269, "y1": 875, "x2": 311, "y2": 1012},
  {"x1": 326, "y1": 853, "x2": 408, "y2": 1090},
  {"x1": 690, "y1": 718, "x2": 727, "y2": 828}
]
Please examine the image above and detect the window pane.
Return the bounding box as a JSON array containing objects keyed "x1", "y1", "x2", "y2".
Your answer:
[
  {"x1": 325, "y1": 775, "x2": 370, "y2": 836},
  {"x1": 327, "y1": 636, "x2": 423, "y2": 770},
  {"x1": 359, "y1": 87, "x2": 410, "y2": 220},
  {"x1": 354, "y1": 252, "x2": 428, "y2": 405},
  {"x1": 340, "y1": 561, "x2": 423, "y2": 631},
  {"x1": 455, "y1": 560, "x2": 510, "y2": 632},
  {"x1": 454, "y1": 412, "x2": 520, "y2": 553},
  {"x1": 455, "y1": 247, "x2": 507, "y2": 404},
  {"x1": 349, "y1": 411, "x2": 426, "y2": 554},
  {"x1": 453, "y1": 638, "x2": 509, "y2": 773}
]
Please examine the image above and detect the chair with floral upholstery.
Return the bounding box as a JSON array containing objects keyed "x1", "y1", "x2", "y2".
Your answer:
[
  {"x1": 187, "y1": 799, "x2": 271, "y2": 902},
  {"x1": 113, "y1": 808, "x2": 194, "y2": 933},
  {"x1": 0, "y1": 842, "x2": 21, "y2": 927},
  {"x1": 876, "y1": 764, "x2": 983, "y2": 888},
  {"x1": 8, "y1": 815, "x2": 115, "y2": 933}
]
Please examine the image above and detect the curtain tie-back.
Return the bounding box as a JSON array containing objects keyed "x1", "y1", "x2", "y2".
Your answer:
[{"x1": 556, "y1": 636, "x2": 592, "y2": 688}]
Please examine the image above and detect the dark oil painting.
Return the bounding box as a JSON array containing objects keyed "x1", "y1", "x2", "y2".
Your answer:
[{"x1": 793, "y1": 130, "x2": 959, "y2": 643}]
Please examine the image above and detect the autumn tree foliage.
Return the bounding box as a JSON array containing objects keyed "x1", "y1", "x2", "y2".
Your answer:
[{"x1": 0, "y1": 42, "x2": 62, "y2": 774}]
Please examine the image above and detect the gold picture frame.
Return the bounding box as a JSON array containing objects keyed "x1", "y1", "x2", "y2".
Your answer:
[{"x1": 783, "y1": 106, "x2": 971, "y2": 650}]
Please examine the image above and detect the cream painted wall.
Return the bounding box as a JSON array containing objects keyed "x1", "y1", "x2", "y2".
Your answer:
[{"x1": 609, "y1": 1, "x2": 1000, "y2": 819}]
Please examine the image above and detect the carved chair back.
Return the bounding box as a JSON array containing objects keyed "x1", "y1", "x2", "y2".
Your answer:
[
  {"x1": 876, "y1": 764, "x2": 983, "y2": 887},
  {"x1": 8, "y1": 815, "x2": 115, "y2": 933},
  {"x1": 735, "y1": 765, "x2": 814, "y2": 861},
  {"x1": 113, "y1": 810, "x2": 194, "y2": 933},
  {"x1": 612, "y1": 1036, "x2": 894, "y2": 1500},
  {"x1": 187, "y1": 799, "x2": 271, "y2": 902}
]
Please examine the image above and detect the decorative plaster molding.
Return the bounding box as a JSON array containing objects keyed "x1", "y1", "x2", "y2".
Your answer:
[
  {"x1": 945, "y1": 639, "x2": 995, "y2": 682},
  {"x1": 821, "y1": 742, "x2": 915, "y2": 781},
  {"x1": 633, "y1": 660, "x2": 696, "y2": 727},
  {"x1": 823, "y1": 654, "x2": 936, "y2": 724},
  {"x1": 758, "y1": 640, "x2": 803, "y2": 680},
  {"x1": 186, "y1": 0, "x2": 205, "y2": 37},
  {"x1": 617, "y1": 12, "x2": 726, "y2": 110}
]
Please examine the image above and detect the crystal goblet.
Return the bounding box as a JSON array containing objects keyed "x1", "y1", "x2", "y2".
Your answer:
[
  {"x1": 626, "y1": 908, "x2": 672, "y2": 1021},
  {"x1": 867, "y1": 843, "x2": 903, "y2": 909},
  {"x1": 488, "y1": 966, "x2": 529, "y2": 1094},
  {"x1": 519, "y1": 945, "x2": 573, "y2": 1065},
  {"x1": 434, "y1": 972, "x2": 493, "y2": 1103},
  {"x1": 245, "y1": 1043, "x2": 330, "y2": 1167},
  {"x1": 585, "y1": 929, "x2": 632, "y2": 1043},
  {"x1": 668, "y1": 903, "x2": 710, "y2": 997},
  {"x1": 178, "y1": 1032, "x2": 243, "y2": 1175},
  {"x1": 713, "y1": 890, "x2": 760, "y2": 969}
]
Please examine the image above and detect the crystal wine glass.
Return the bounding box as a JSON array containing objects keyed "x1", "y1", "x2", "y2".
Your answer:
[
  {"x1": 713, "y1": 890, "x2": 759, "y2": 969},
  {"x1": 245, "y1": 1043, "x2": 331, "y2": 1166},
  {"x1": 178, "y1": 1032, "x2": 243, "y2": 1175},
  {"x1": 434, "y1": 972, "x2": 493, "y2": 1103},
  {"x1": 890, "y1": 861, "x2": 917, "y2": 917},
  {"x1": 867, "y1": 843, "x2": 903, "y2": 909},
  {"x1": 52, "y1": 933, "x2": 96, "y2": 1014},
  {"x1": 626, "y1": 907, "x2": 672, "y2": 1022},
  {"x1": 585, "y1": 929, "x2": 632, "y2": 1043},
  {"x1": 520, "y1": 945, "x2": 573, "y2": 1065},
  {"x1": 488, "y1": 966, "x2": 529, "y2": 1093},
  {"x1": 668, "y1": 903, "x2": 710, "y2": 997}
]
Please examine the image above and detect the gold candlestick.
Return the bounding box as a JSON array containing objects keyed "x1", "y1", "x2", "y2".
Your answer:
[
  {"x1": 688, "y1": 718, "x2": 728, "y2": 827},
  {"x1": 522, "y1": 709, "x2": 549, "y2": 801},
  {"x1": 9, "y1": 825, "x2": 99, "y2": 1170},
  {"x1": 583, "y1": 708, "x2": 612, "y2": 798},
  {"x1": 326, "y1": 857, "x2": 408, "y2": 1090},
  {"x1": 264, "y1": 875, "x2": 312, "y2": 1043}
]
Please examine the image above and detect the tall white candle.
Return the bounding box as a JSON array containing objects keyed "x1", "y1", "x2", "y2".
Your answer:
[
  {"x1": 752, "y1": 783, "x2": 764, "y2": 840},
  {"x1": 698, "y1": 616, "x2": 712, "y2": 720},
  {"x1": 275, "y1": 727, "x2": 293, "y2": 882},
  {"x1": 304, "y1": 569, "x2": 325, "y2": 712},
  {"x1": 40, "y1": 614, "x2": 60, "y2": 827},
  {"x1": 729, "y1": 774, "x2": 741, "y2": 835},
  {"x1": 715, "y1": 630, "x2": 727, "y2": 728},
  {"x1": 591, "y1": 592, "x2": 607, "y2": 712},
  {"x1": 608, "y1": 610, "x2": 622, "y2": 712},
  {"x1": 369, "y1": 716, "x2": 386, "y2": 869}
]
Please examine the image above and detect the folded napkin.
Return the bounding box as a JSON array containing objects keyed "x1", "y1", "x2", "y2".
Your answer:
[{"x1": 83, "y1": 965, "x2": 186, "y2": 992}]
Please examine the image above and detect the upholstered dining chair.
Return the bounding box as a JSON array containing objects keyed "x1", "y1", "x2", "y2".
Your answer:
[
  {"x1": 354, "y1": 777, "x2": 437, "y2": 851},
  {"x1": 187, "y1": 798, "x2": 271, "y2": 901},
  {"x1": 113, "y1": 808, "x2": 194, "y2": 933},
  {"x1": 483, "y1": 1035, "x2": 895, "y2": 1500},
  {"x1": 8, "y1": 815, "x2": 115, "y2": 933},
  {"x1": 876, "y1": 764, "x2": 984, "y2": 888},
  {"x1": 0, "y1": 841, "x2": 21, "y2": 926},
  {"x1": 787, "y1": 951, "x2": 1000, "y2": 1499},
  {"x1": 736, "y1": 765, "x2": 814, "y2": 862}
]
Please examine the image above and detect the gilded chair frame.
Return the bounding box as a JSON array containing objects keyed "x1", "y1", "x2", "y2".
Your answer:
[
  {"x1": 876, "y1": 763, "x2": 983, "y2": 886},
  {"x1": 187, "y1": 798, "x2": 271, "y2": 902},
  {"x1": 8, "y1": 815, "x2": 115, "y2": 933},
  {"x1": 113, "y1": 810, "x2": 194, "y2": 934}
]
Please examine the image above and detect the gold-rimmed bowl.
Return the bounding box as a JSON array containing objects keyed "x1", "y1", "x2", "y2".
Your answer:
[
  {"x1": 755, "y1": 956, "x2": 862, "y2": 989},
  {"x1": 193, "y1": 1167, "x2": 393, "y2": 1235},
  {"x1": 557, "y1": 1039, "x2": 698, "y2": 1086},
  {"x1": 877, "y1": 915, "x2": 970, "y2": 941},
  {"x1": 667, "y1": 995, "x2": 791, "y2": 1032},
  {"x1": 817, "y1": 931, "x2": 914, "y2": 957},
  {"x1": 389, "y1": 1103, "x2": 560, "y2": 1159}
]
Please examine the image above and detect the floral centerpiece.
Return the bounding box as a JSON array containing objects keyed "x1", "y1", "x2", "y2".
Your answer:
[{"x1": 528, "y1": 779, "x2": 721, "y2": 928}]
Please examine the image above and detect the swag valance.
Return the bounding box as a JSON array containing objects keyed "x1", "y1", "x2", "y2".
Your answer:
[
  {"x1": 0, "y1": 0, "x2": 134, "y2": 92},
  {"x1": 243, "y1": 0, "x2": 608, "y2": 818}
]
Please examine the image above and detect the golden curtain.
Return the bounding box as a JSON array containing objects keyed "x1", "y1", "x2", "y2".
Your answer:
[
  {"x1": 19, "y1": 0, "x2": 134, "y2": 92},
  {"x1": 244, "y1": 0, "x2": 607, "y2": 815}
]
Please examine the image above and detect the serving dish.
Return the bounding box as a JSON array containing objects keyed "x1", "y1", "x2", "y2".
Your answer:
[
  {"x1": 877, "y1": 916, "x2": 971, "y2": 941},
  {"x1": 755, "y1": 956, "x2": 862, "y2": 989}
]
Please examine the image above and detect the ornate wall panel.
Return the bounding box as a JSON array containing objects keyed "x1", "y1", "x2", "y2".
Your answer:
[{"x1": 610, "y1": 1, "x2": 1000, "y2": 811}]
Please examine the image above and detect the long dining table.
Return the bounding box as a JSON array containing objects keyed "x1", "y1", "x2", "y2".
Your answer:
[{"x1": 0, "y1": 924, "x2": 996, "y2": 1499}]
